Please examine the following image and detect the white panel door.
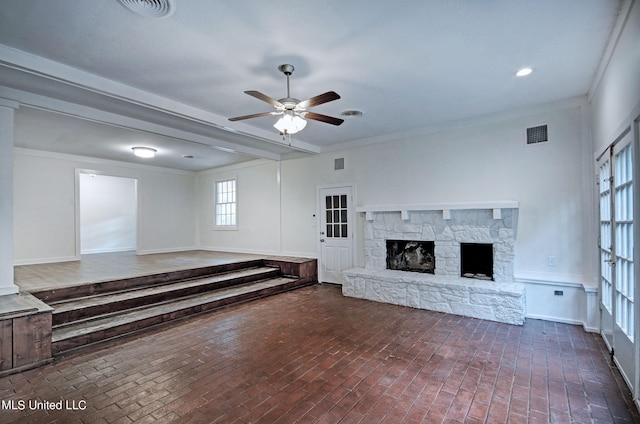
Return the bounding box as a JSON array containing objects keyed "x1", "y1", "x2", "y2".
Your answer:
[{"x1": 318, "y1": 186, "x2": 353, "y2": 284}]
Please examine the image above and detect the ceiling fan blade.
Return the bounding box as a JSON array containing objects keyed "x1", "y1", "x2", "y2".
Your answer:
[
  {"x1": 228, "y1": 111, "x2": 279, "y2": 121},
  {"x1": 303, "y1": 111, "x2": 344, "y2": 126},
  {"x1": 244, "y1": 91, "x2": 283, "y2": 107},
  {"x1": 298, "y1": 91, "x2": 341, "y2": 109}
]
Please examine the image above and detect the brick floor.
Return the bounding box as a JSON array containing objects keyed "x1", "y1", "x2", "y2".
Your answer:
[{"x1": 1, "y1": 284, "x2": 638, "y2": 423}]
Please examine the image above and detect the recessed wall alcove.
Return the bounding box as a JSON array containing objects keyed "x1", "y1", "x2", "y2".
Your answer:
[{"x1": 461, "y1": 242, "x2": 493, "y2": 280}]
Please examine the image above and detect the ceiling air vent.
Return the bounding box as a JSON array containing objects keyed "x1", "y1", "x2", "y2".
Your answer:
[
  {"x1": 117, "y1": 0, "x2": 176, "y2": 18},
  {"x1": 526, "y1": 124, "x2": 548, "y2": 145}
]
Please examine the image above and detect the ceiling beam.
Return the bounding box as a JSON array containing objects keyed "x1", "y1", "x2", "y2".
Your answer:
[
  {"x1": 0, "y1": 45, "x2": 321, "y2": 155},
  {"x1": 0, "y1": 86, "x2": 283, "y2": 161}
]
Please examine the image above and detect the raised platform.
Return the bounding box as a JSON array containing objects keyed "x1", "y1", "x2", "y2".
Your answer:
[
  {"x1": 343, "y1": 267, "x2": 526, "y2": 325},
  {"x1": 3, "y1": 251, "x2": 317, "y2": 375}
]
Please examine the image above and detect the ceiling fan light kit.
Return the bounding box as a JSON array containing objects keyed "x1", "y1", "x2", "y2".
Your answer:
[
  {"x1": 229, "y1": 64, "x2": 344, "y2": 136},
  {"x1": 274, "y1": 111, "x2": 307, "y2": 134}
]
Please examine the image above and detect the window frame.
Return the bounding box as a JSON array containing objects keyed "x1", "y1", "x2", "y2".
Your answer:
[{"x1": 214, "y1": 177, "x2": 238, "y2": 230}]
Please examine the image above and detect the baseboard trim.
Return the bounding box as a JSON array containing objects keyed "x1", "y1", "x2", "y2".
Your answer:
[
  {"x1": 525, "y1": 313, "x2": 583, "y2": 326},
  {"x1": 198, "y1": 246, "x2": 317, "y2": 259},
  {"x1": 136, "y1": 246, "x2": 199, "y2": 255},
  {"x1": 81, "y1": 246, "x2": 136, "y2": 255},
  {"x1": 14, "y1": 255, "x2": 80, "y2": 266}
]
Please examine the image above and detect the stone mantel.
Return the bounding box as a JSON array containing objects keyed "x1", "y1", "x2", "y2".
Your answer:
[{"x1": 357, "y1": 200, "x2": 519, "y2": 220}]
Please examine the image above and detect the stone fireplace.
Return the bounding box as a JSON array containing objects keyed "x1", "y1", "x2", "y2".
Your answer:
[{"x1": 343, "y1": 202, "x2": 526, "y2": 325}]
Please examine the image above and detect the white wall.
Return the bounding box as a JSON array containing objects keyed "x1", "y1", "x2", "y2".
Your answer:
[
  {"x1": 196, "y1": 103, "x2": 595, "y2": 326},
  {"x1": 590, "y1": 0, "x2": 640, "y2": 153},
  {"x1": 283, "y1": 105, "x2": 591, "y2": 285},
  {"x1": 79, "y1": 173, "x2": 136, "y2": 254},
  {"x1": 587, "y1": 0, "x2": 640, "y2": 402},
  {"x1": 14, "y1": 149, "x2": 197, "y2": 264},
  {"x1": 198, "y1": 159, "x2": 281, "y2": 255},
  {"x1": 200, "y1": 105, "x2": 593, "y2": 282}
]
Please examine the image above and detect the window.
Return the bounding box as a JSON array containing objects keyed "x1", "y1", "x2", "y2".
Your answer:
[{"x1": 215, "y1": 178, "x2": 237, "y2": 228}]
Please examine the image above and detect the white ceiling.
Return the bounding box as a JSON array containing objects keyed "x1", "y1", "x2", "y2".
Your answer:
[{"x1": 0, "y1": 0, "x2": 623, "y2": 171}]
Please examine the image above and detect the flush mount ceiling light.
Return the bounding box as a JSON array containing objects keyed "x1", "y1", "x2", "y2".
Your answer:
[
  {"x1": 117, "y1": 0, "x2": 176, "y2": 18},
  {"x1": 132, "y1": 147, "x2": 157, "y2": 158},
  {"x1": 516, "y1": 67, "x2": 533, "y2": 77}
]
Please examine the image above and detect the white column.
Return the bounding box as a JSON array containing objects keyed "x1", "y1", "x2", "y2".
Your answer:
[{"x1": 0, "y1": 99, "x2": 19, "y2": 295}]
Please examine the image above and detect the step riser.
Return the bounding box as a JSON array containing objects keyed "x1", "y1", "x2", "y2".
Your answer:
[
  {"x1": 52, "y1": 278, "x2": 314, "y2": 354},
  {"x1": 52, "y1": 269, "x2": 281, "y2": 326},
  {"x1": 34, "y1": 259, "x2": 267, "y2": 302}
]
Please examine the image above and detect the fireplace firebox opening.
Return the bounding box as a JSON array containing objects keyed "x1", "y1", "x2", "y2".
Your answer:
[
  {"x1": 461, "y1": 243, "x2": 493, "y2": 280},
  {"x1": 386, "y1": 240, "x2": 435, "y2": 273}
]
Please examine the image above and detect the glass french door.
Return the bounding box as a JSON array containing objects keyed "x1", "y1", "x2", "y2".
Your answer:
[{"x1": 599, "y1": 131, "x2": 635, "y2": 391}]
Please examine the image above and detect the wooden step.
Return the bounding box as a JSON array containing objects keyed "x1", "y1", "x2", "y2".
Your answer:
[
  {"x1": 32, "y1": 259, "x2": 268, "y2": 303},
  {"x1": 52, "y1": 276, "x2": 307, "y2": 354},
  {"x1": 49, "y1": 266, "x2": 280, "y2": 325}
]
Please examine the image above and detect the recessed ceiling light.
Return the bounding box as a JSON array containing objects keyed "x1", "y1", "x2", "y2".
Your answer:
[
  {"x1": 132, "y1": 147, "x2": 157, "y2": 158},
  {"x1": 516, "y1": 68, "x2": 533, "y2": 77}
]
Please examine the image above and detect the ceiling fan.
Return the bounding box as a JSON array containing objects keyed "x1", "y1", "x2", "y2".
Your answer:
[{"x1": 229, "y1": 64, "x2": 344, "y2": 135}]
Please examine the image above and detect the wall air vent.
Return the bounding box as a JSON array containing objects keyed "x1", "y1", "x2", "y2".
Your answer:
[
  {"x1": 117, "y1": 0, "x2": 176, "y2": 18},
  {"x1": 334, "y1": 158, "x2": 345, "y2": 171},
  {"x1": 526, "y1": 124, "x2": 548, "y2": 145}
]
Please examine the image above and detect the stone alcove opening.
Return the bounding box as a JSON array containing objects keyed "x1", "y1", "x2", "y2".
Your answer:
[{"x1": 460, "y1": 242, "x2": 493, "y2": 280}]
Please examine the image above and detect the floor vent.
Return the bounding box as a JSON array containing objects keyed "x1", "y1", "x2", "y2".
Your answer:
[{"x1": 526, "y1": 124, "x2": 548, "y2": 145}]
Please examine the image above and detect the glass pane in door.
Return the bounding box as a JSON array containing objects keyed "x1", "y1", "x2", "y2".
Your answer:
[
  {"x1": 599, "y1": 155, "x2": 615, "y2": 354},
  {"x1": 600, "y1": 159, "x2": 613, "y2": 312},
  {"x1": 324, "y1": 194, "x2": 348, "y2": 238},
  {"x1": 614, "y1": 144, "x2": 634, "y2": 341}
]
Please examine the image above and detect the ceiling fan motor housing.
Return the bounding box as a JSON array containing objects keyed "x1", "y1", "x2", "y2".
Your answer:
[
  {"x1": 278, "y1": 64, "x2": 295, "y2": 75},
  {"x1": 280, "y1": 99, "x2": 301, "y2": 110}
]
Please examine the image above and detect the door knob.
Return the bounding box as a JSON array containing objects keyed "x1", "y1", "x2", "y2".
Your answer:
[{"x1": 320, "y1": 239, "x2": 325, "y2": 242}]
